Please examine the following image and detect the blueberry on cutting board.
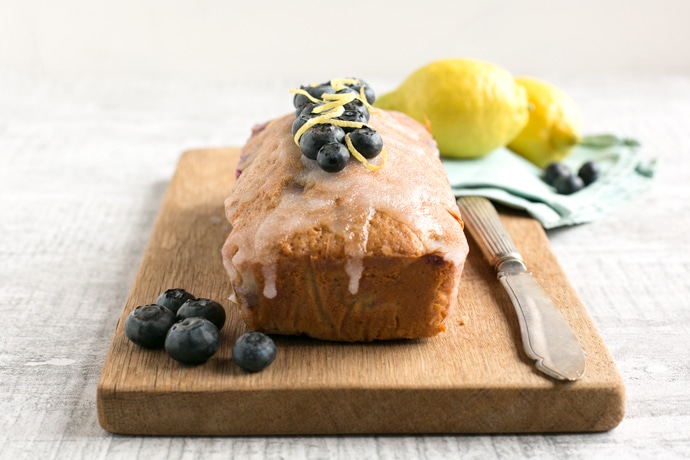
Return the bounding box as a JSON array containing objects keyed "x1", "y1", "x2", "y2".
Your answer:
[
  {"x1": 165, "y1": 318, "x2": 220, "y2": 365},
  {"x1": 124, "y1": 304, "x2": 176, "y2": 349},
  {"x1": 232, "y1": 332, "x2": 277, "y2": 372},
  {"x1": 176, "y1": 298, "x2": 226, "y2": 330},
  {"x1": 155, "y1": 288, "x2": 196, "y2": 314}
]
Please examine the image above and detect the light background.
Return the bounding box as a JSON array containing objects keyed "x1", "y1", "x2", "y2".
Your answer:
[
  {"x1": 2, "y1": 2, "x2": 690, "y2": 459},
  {"x1": 1, "y1": 0, "x2": 689, "y2": 81}
]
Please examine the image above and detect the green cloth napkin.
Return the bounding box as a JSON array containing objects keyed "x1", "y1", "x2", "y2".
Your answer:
[{"x1": 442, "y1": 135, "x2": 656, "y2": 229}]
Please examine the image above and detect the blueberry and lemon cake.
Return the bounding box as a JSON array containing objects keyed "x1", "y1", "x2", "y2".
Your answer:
[{"x1": 222, "y1": 78, "x2": 469, "y2": 342}]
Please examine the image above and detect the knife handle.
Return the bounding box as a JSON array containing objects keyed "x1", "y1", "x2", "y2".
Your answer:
[{"x1": 457, "y1": 196, "x2": 526, "y2": 272}]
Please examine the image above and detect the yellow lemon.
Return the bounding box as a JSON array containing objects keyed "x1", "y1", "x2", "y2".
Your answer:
[
  {"x1": 375, "y1": 58, "x2": 529, "y2": 159},
  {"x1": 508, "y1": 76, "x2": 582, "y2": 167}
]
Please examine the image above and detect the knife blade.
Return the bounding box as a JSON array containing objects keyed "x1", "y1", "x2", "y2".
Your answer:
[{"x1": 456, "y1": 196, "x2": 586, "y2": 381}]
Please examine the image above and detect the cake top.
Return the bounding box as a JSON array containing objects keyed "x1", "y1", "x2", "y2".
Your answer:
[
  {"x1": 225, "y1": 78, "x2": 466, "y2": 298},
  {"x1": 226, "y1": 106, "x2": 466, "y2": 297}
]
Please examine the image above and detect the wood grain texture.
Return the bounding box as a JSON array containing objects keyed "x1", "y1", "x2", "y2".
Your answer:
[{"x1": 97, "y1": 148, "x2": 624, "y2": 435}]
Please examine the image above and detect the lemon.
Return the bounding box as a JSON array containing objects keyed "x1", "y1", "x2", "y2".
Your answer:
[
  {"x1": 375, "y1": 58, "x2": 529, "y2": 159},
  {"x1": 507, "y1": 76, "x2": 582, "y2": 168}
]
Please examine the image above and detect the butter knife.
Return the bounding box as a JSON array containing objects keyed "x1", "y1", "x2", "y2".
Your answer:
[{"x1": 456, "y1": 196, "x2": 586, "y2": 381}]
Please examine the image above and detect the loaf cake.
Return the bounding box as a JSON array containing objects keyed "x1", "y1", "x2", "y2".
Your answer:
[{"x1": 222, "y1": 80, "x2": 469, "y2": 341}]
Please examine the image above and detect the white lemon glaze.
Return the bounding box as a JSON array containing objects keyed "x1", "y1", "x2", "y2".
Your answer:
[{"x1": 228, "y1": 111, "x2": 465, "y2": 299}]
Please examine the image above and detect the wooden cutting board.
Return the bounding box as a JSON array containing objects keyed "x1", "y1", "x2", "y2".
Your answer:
[{"x1": 97, "y1": 148, "x2": 625, "y2": 435}]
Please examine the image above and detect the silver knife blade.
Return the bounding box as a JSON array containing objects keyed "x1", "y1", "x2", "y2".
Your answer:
[{"x1": 457, "y1": 196, "x2": 586, "y2": 381}]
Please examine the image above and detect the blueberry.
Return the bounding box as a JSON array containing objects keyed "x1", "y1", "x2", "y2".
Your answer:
[
  {"x1": 292, "y1": 103, "x2": 327, "y2": 136},
  {"x1": 317, "y1": 142, "x2": 350, "y2": 173},
  {"x1": 295, "y1": 104, "x2": 309, "y2": 117},
  {"x1": 336, "y1": 87, "x2": 357, "y2": 95},
  {"x1": 337, "y1": 85, "x2": 375, "y2": 105},
  {"x1": 353, "y1": 84, "x2": 376, "y2": 105},
  {"x1": 292, "y1": 115, "x2": 311, "y2": 137},
  {"x1": 348, "y1": 127, "x2": 383, "y2": 159},
  {"x1": 297, "y1": 102, "x2": 324, "y2": 118},
  {"x1": 177, "y1": 298, "x2": 226, "y2": 331},
  {"x1": 554, "y1": 174, "x2": 584, "y2": 195},
  {"x1": 293, "y1": 84, "x2": 335, "y2": 110},
  {"x1": 299, "y1": 124, "x2": 346, "y2": 160},
  {"x1": 125, "y1": 304, "x2": 177, "y2": 349},
  {"x1": 336, "y1": 109, "x2": 368, "y2": 128},
  {"x1": 578, "y1": 161, "x2": 600, "y2": 185},
  {"x1": 343, "y1": 99, "x2": 370, "y2": 123},
  {"x1": 155, "y1": 288, "x2": 195, "y2": 314},
  {"x1": 543, "y1": 162, "x2": 572, "y2": 186},
  {"x1": 232, "y1": 332, "x2": 277, "y2": 372},
  {"x1": 165, "y1": 318, "x2": 220, "y2": 365},
  {"x1": 347, "y1": 77, "x2": 376, "y2": 104}
]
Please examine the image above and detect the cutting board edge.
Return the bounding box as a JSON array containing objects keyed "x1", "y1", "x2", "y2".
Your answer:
[{"x1": 97, "y1": 381, "x2": 625, "y2": 435}]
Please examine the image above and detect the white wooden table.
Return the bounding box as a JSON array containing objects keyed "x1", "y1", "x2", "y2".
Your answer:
[{"x1": 1, "y1": 71, "x2": 689, "y2": 459}]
